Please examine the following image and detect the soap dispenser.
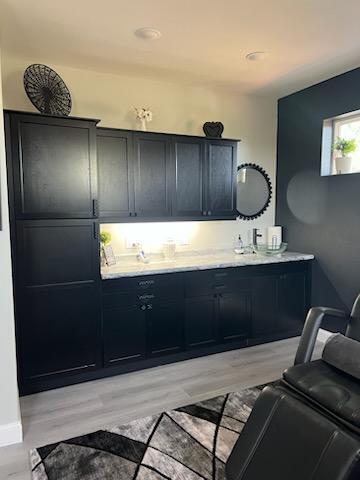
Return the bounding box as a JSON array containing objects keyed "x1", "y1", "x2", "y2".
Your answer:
[{"x1": 234, "y1": 235, "x2": 244, "y2": 255}]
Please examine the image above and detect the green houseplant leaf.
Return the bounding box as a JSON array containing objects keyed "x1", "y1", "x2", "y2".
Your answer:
[
  {"x1": 100, "y1": 231, "x2": 112, "y2": 246},
  {"x1": 333, "y1": 137, "x2": 357, "y2": 157}
]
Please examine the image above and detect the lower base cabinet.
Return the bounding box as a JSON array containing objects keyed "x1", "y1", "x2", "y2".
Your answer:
[
  {"x1": 147, "y1": 300, "x2": 184, "y2": 356},
  {"x1": 103, "y1": 305, "x2": 146, "y2": 365},
  {"x1": 219, "y1": 291, "x2": 252, "y2": 342},
  {"x1": 185, "y1": 296, "x2": 218, "y2": 348},
  {"x1": 21, "y1": 283, "x2": 101, "y2": 385},
  {"x1": 19, "y1": 261, "x2": 311, "y2": 394}
]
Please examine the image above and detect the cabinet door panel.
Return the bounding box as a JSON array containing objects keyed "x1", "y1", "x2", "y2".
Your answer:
[
  {"x1": 252, "y1": 275, "x2": 278, "y2": 337},
  {"x1": 133, "y1": 134, "x2": 171, "y2": 217},
  {"x1": 17, "y1": 220, "x2": 98, "y2": 287},
  {"x1": 12, "y1": 116, "x2": 97, "y2": 218},
  {"x1": 185, "y1": 296, "x2": 217, "y2": 348},
  {"x1": 219, "y1": 291, "x2": 251, "y2": 342},
  {"x1": 172, "y1": 138, "x2": 204, "y2": 217},
  {"x1": 103, "y1": 305, "x2": 146, "y2": 365},
  {"x1": 20, "y1": 284, "x2": 101, "y2": 381},
  {"x1": 206, "y1": 141, "x2": 236, "y2": 217},
  {"x1": 147, "y1": 301, "x2": 184, "y2": 356},
  {"x1": 97, "y1": 130, "x2": 133, "y2": 218},
  {"x1": 278, "y1": 272, "x2": 307, "y2": 333}
]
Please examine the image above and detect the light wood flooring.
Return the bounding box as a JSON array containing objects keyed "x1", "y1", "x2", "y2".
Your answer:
[{"x1": 0, "y1": 337, "x2": 323, "y2": 479}]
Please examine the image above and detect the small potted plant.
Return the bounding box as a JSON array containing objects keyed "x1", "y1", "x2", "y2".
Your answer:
[
  {"x1": 333, "y1": 137, "x2": 357, "y2": 174},
  {"x1": 100, "y1": 230, "x2": 112, "y2": 266}
]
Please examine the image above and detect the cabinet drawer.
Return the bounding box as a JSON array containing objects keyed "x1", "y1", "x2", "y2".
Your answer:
[
  {"x1": 102, "y1": 273, "x2": 184, "y2": 306},
  {"x1": 185, "y1": 269, "x2": 251, "y2": 297}
]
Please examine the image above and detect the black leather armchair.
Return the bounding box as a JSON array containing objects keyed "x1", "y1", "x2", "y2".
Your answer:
[{"x1": 226, "y1": 296, "x2": 360, "y2": 480}]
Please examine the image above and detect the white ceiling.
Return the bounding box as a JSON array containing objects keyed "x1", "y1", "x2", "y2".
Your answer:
[{"x1": 1, "y1": 0, "x2": 360, "y2": 97}]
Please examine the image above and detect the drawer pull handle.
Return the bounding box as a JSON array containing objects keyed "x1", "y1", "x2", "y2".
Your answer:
[
  {"x1": 214, "y1": 284, "x2": 226, "y2": 290},
  {"x1": 138, "y1": 294, "x2": 155, "y2": 300},
  {"x1": 138, "y1": 280, "x2": 155, "y2": 287},
  {"x1": 214, "y1": 272, "x2": 227, "y2": 278}
]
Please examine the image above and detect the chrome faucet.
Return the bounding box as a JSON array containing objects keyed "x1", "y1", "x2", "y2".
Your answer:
[{"x1": 135, "y1": 243, "x2": 150, "y2": 263}]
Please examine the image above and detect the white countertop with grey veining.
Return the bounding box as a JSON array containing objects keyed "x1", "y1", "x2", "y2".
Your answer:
[{"x1": 101, "y1": 250, "x2": 314, "y2": 279}]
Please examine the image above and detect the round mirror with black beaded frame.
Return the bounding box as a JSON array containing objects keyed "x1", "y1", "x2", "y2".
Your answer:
[{"x1": 236, "y1": 163, "x2": 272, "y2": 220}]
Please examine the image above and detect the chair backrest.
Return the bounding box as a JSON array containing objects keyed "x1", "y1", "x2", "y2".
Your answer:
[{"x1": 346, "y1": 294, "x2": 360, "y2": 341}]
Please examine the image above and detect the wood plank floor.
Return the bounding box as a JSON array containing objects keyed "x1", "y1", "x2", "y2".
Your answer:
[{"x1": 0, "y1": 337, "x2": 323, "y2": 479}]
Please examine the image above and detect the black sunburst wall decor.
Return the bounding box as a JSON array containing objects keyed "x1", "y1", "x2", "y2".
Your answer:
[{"x1": 23, "y1": 64, "x2": 72, "y2": 116}]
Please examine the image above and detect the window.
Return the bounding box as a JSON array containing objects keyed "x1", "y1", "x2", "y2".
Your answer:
[{"x1": 321, "y1": 110, "x2": 360, "y2": 176}]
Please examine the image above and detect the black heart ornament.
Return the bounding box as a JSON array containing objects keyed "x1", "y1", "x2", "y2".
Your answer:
[{"x1": 203, "y1": 121, "x2": 224, "y2": 138}]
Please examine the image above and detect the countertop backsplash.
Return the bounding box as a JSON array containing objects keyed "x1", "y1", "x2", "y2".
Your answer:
[{"x1": 100, "y1": 220, "x2": 273, "y2": 258}]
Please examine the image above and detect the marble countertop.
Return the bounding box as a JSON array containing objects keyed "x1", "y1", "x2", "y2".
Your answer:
[{"x1": 101, "y1": 250, "x2": 314, "y2": 280}]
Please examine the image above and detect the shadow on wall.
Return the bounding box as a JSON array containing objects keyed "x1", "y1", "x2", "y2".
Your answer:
[{"x1": 312, "y1": 260, "x2": 348, "y2": 332}]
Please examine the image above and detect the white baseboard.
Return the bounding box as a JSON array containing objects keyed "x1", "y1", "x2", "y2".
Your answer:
[
  {"x1": 317, "y1": 328, "x2": 333, "y2": 344},
  {"x1": 0, "y1": 421, "x2": 23, "y2": 447}
]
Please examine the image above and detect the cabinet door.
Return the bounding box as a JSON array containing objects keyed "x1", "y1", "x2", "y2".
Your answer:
[
  {"x1": 172, "y1": 137, "x2": 205, "y2": 217},
  {"x1": 133, "y1": 133, "x2": 171, "y2": 217},
  {"x1": 103, "y1": 305, "x2": 146, "y2": 365},
  {"x1": 205, "y1": 140, "x2": 237, "y2": 218},
  {"x1": 219, "y1": 291, "x2": 251, "y2": 342},
  {"x1": 20, "y1": 283, "x2": 101, "y2": 382},
  {"x1": 11, "y1": 114, "x2": 97, "y2": 219},
  {"x1": 16, "y1": 220, "x2": 99, "y2": 287},
  {"x1": 147, "y1": 300, "x2": 184, "y2": 357},
  {"x1": 252, "y1": 275, "x2": 278, "y2": 338},
  {"x1": 278, "y1": 272, "x2": 307, "y2": 333},
  {"x1": 16, "y1": 220, "x2": 101, "y2": 388},
  {"x1": 185, "y1": 296, "x2": 218, "y2": 349},
  {"x1": 97, "y1": 129, "x2": 134, "y2": 218}
]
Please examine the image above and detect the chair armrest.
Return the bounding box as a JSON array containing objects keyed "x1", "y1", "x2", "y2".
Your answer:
[{"x1": 294, "y1": 307, "x2": 349, "y2": 365}]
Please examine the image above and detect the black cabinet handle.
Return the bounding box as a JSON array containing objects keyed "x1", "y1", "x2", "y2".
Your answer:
[
  {"x1": 92, "y1": 199, "x2": 98, "y2": 217},
  {"x1": 134, "y1": 212, "x2": 138, "y2": 217},
  {"x1": 93, "y1": 223, "x2": 98, "y2": 240},
  {"x1": 214, "y1": 272, "x2": 227, "y2": 278},
  {"x1": 138, "y1": 294, "x2": 155, "y2": 300},
  {"x1": 129, "y1": 212, "x2": 132, "y2": 217},
  {"x1": 138, "y1": 280, "x2": 155, "y2": 287}
]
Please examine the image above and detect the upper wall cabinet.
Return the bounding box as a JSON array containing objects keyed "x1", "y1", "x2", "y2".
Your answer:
[
  {"x1": 133, "y1": 133, "x2": 172, "y2": 217},
  {"x1": 5, "y1": 112, "x2": 238, "y2": 222},
  {"x1": 97, "y1": 129, "x2": 134, "y2": 218},
  {"x1": 206, "y1": 140, "x2": 237, "y2": 217},
  {"x1": 7, "y1": 113, "x2": 98, "y2": 219},
  {"x1": 97, "y1": 130, "x2": 238, "y2": 221},
  {"x1": 171, "y1": 136, "x2": 205, "y2": 217}
]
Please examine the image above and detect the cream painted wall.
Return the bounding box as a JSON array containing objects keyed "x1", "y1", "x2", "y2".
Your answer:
[
  {"x1": 1, "y1": 51, "x2": 277, "y2": 252},
  {"x1": 0, "y1": 50, "x2": 22, "y2": 446}
]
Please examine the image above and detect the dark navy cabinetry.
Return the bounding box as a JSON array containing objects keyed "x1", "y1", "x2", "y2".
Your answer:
[
  {"x1": 97, "y1": 128, "x2": 238, "y2": 221},
  {"x1": 101, "y1": 261, "x2": 311, "y2": 391},
  {"x1": 4, "y1": 110, "x2": 312, "y2": 395}
]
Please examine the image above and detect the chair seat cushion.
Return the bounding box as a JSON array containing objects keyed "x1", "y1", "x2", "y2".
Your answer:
[{"x1": 283, "y1": 359, "x2": 360, "y2": 429}]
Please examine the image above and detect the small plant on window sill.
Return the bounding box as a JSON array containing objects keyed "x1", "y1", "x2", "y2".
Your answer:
[{"x1": 333, "y1": 137, "x2": 357, "y2": 174}]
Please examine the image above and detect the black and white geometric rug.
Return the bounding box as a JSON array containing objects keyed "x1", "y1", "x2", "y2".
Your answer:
[{"x1": 30, "y1": 385, "x2": 264, "y2": 480}]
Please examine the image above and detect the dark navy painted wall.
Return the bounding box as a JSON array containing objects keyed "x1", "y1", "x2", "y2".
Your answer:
[{"x1": 276, "y1": 67, "x2": 360, "y2": 331}]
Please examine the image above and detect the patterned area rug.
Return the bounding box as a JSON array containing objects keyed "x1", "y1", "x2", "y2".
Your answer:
[{"x1": 30, "y1": 384, "x2": 265, "y2": 479}]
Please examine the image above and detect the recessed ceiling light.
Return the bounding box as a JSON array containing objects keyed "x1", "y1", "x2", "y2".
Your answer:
[
  {"x1": 246, "y1": 51, "x2": 267, "y2": 61},
  {"x1": 135, "y1": 27, "x2": 162, "y2": 41}
]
